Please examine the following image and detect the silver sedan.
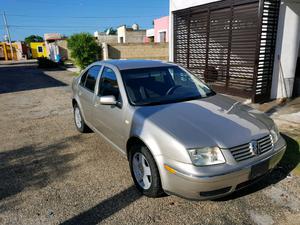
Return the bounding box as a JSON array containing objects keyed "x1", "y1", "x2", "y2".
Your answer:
[{"x1": 71, "y1": 59, "x2": 286, "y2": 200}]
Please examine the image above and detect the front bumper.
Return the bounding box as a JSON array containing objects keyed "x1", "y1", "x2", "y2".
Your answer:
[{"x1": 156, "y1": 136, "x2": 286, "y2": 200}]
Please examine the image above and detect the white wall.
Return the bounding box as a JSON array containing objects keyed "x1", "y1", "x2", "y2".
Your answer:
[
  {"x1": 271, "y1": 0, "x2": 300, "y2": 99},
  {"x1": 170, "y1": 0, "x2": 220, "y2": 11}
]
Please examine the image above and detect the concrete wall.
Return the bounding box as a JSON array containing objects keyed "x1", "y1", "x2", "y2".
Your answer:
[
  {"x1": 125, "y1": 30, "x2": 146, "y2": 43},
  {"x1": 107, "y1": 43, "x2": 169, "y2": 61},
  {"x1": 271, "y1": 0, "x2": 300, "y2": 99},
  {"x1": 96, "y1": 35, "x2": 118, "y2": 44}
]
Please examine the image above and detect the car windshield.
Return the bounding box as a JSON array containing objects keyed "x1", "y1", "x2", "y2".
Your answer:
[{"x1": 121, "y1": 66, "x2": 215, "y2": 106}]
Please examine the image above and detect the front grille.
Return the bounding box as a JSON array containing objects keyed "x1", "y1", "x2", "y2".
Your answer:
[{"x1": 229, "y1": 135, "x2": 273, "y2": 162}]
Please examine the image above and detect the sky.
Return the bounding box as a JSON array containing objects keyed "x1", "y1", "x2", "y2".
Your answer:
[{"x1": 1, "y1": 0, "x2": 169, "y2": 41}]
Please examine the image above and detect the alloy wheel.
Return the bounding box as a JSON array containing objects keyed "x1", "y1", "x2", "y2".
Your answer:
[
  {"x1": 132, "y1": 152, "x2": 152, "y2": 190},
  {"x1": 74, "y1": 107, "x2": 82, "y2": 129}
]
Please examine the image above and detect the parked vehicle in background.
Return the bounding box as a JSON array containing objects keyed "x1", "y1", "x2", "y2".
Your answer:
[{"x1": 71, "y1": 59, "x2": 286, "y2": 200}]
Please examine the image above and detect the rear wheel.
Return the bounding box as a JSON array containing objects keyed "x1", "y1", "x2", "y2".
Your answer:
[
  {"x1": 73, "y1": 105, "x2": 90, "y2": 133},
  {"x1": 129, "y1": 145, "x2": 165, "y2": 197}
]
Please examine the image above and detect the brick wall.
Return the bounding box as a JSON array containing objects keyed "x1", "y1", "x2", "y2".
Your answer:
[{"x1": 108, "y1": 43, "x2": 169, "y2": 61}]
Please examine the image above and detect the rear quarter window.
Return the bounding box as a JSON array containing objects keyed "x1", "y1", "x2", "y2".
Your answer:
[{"x1": 79, "y1": 71, "x2": 88, "y2": 86}]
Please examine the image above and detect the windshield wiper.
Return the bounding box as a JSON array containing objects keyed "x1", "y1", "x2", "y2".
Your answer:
[
  {"x1": 136, "y1": 96, "x2": 202, "y2": 106},
  {"x1": 172, "y1": 95, "x2": 202, "y2": 103}
]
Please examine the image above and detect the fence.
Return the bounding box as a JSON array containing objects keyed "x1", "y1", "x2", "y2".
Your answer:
[{"x1": 107, "y1": 43, "x2": 169, "y2": 61}]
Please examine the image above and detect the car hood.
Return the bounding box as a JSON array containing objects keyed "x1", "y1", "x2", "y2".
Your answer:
[{"x1": 133, "y1": 94, "x2": 271, "y2": 149}]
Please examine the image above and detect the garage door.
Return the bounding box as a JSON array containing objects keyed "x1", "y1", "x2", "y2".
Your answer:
[{"x1": 173, "y1": 0, "x2": 280, "y2": 102}]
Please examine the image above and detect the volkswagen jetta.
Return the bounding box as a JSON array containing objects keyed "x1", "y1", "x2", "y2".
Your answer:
[{"x1": 71, "y1": 60, "x2": 286, "y2": 200}]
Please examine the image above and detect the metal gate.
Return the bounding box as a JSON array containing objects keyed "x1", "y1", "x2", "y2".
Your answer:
[{"x1": 173, "y1": 0, "x2": 280, "y2": 102}]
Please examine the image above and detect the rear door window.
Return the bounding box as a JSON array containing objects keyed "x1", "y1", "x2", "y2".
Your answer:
[{"x1": 83, "y1": 66, "x2": 102, "y2": 92}]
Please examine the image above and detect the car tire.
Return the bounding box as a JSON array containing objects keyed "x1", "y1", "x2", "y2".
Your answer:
[
  {"x1": 73, "y1": 104, "x2": 91, "y2": 133},
  {"x1": 129, "y1": 144, "x2": 165, "y2": 198}
]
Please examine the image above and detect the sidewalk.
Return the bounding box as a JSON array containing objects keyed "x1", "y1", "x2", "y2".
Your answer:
[
  {"x1": 268, "y1": 98, "x2": 300, "y2": 126},
  {"x1": 258, "y1": 97, "x2": 300, "y2": 175},
  {"x1": 61, "y1": 62, "x2": 80, "y2": 73},
  {"x1": 0, "y1": 59, "x2": 37, "y2": 66},
  {"x1": 247, "y1": 97, "x2": 300, "y2": 129}
]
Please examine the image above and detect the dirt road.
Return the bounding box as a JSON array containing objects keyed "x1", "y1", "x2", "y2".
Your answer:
[{"x1": 0, "y1": 61, "x2": 299, "y2": 225}]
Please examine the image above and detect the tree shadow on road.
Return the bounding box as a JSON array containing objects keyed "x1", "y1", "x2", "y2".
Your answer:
[
  {"x1": 59, "y1": 185, "x2": 141, "y2": 225},
  {"x1": 0, "y1": 135, "x2": 82, "y2": 211},
  {"x1": 0, "y1": 64, "x2": 67, "y2": 94},
  {"x1": 216, "y1": 133, "x2": 300, "y2": 201}
]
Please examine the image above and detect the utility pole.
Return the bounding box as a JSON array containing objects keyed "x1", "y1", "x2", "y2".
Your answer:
[{"x1": 2, "y1": 11, "x2": 14, "y2": 60}]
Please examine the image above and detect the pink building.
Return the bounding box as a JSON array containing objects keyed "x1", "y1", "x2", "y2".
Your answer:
[{"x1": 146, "y1": 16, "x2": 169, "y2": 43}]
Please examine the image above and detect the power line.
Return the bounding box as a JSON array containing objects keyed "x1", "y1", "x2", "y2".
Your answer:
[
  {"x1": 10, "y1": 25, "x2": 101, "y2": 28},
  {"x1": 5, "y1": 13, "x2": 163, "y2": 19},
  {"x1": 1, "y1": 1, "x2": 166, "y2": 9},
  {"x1": 9, "y1": 27, "x2": 102, "y2": 30}
]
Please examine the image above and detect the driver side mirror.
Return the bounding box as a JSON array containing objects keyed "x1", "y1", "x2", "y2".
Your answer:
[{"x1": 99, "y1": 95, "x2": 117, "y2": 105}]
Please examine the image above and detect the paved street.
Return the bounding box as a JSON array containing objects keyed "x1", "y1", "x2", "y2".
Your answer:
[{"x1": 0, "y1": 61, "x2": 299, "y2": 225}]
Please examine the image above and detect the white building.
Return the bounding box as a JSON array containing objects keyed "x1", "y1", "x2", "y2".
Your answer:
[
  {"x1": 146, "y1": 28, "x2": 155, "y2": 42},
  {"x1": 117, "y1": 24, "x2": 146, "y2": 43},
  {"x1": 169, "y1": 0, "x2": 300, "y2": 102}
]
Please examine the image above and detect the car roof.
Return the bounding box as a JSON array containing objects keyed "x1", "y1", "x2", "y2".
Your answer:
[{"x1": 100, "y1": 59, "x2": 176, "y2": 70}]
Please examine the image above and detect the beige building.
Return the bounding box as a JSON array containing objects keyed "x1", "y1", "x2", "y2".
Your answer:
[{"x1": 117, "y1": 24, "x2": 146, "y2": 43}]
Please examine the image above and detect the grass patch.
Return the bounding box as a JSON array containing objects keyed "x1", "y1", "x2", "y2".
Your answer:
[{"x1": 280, "y1": 134, "x2": 300, "y2": 175}]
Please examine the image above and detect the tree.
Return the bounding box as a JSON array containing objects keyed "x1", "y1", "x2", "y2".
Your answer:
[
  {"x1": 24, "y1": 35, "x2": 44, "y2": 44},
  {"x1": 67, "y1": 33, "x2": 100, "y2": 69},
  {"x1": 104, "y1": 27, "x2": 117, "y2": 35}
]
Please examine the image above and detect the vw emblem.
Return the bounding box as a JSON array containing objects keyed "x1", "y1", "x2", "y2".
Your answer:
[{"x1": 249, "y1": 140, "x2": 260, "y2": 155}]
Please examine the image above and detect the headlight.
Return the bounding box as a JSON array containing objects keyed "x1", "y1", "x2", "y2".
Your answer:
[
  {"x1": 270, "y1": 124, "x2": 279, "y2": 144},
  {"x1": 187, "y1": 147, "x2": 225, "y2": 166}
]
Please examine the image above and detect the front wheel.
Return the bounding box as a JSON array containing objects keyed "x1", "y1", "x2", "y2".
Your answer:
[
  {"x1": 73, "y1": 105, "x2": 91, "y2": 133},
  {"x1": 129, "y1": 145, "x2": 165, "y2": 198}
]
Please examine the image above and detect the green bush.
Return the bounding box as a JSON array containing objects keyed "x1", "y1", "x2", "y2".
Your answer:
[{"x1": 67, "y1": 33, "x2": 100, "y2": 69}]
